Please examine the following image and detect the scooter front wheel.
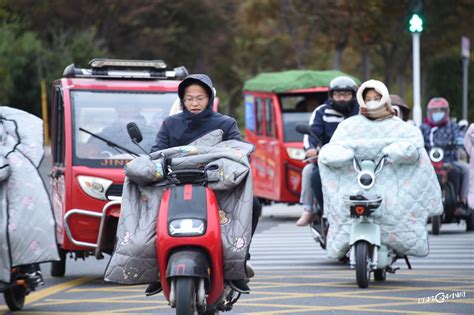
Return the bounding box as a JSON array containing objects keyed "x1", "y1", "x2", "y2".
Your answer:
[
  {"x1": 175, "y1": 277, "x2": 197, "y2": 315},
  {"x1": 431, "y1": 215, "x2": 441, "y2": 235},
  {"x1": 355, "y1": 241, "x2": 370, "y2": 288},
  {"x1": 3, "y1": 284, "x2": 26, "y2": 311}
]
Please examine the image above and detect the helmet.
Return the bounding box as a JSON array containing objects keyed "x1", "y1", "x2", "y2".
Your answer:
[
  {"x1": 328, "y1": 76, "x2": 357, "y2": 114},
  {"x1": 427, "y1": 97, "x2": 449, "y2": 109},
  {"x1": 427, "y1": 97, "x2": 449, "y2": 125},
  {"x1": 329, "y1": 76, "x2": 358, "y2": 96}
]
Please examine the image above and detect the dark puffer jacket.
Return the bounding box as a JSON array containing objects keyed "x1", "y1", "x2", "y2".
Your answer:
[
  {"x1": 308, "y1": 99, "x2": 359, "y2": 149},
  {"x1": 151, "y1": 74, "x2": 241, "y2": 152},
  {"x1": 420, "y1": 119, "x2": 463, "y2": 163}
]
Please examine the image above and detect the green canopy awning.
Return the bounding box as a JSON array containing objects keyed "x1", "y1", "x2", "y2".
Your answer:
[{"x1": 243, "y1": 70, "x2": 360, "y2": 93}]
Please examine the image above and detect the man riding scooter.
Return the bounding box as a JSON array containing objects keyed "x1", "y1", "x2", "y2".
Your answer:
[
  {"x1": 420, "y1": 97, "x2": 470, "y2": 217},
  {"x1": 296, "y1": 76, "x2": 359, "y2": 227}
]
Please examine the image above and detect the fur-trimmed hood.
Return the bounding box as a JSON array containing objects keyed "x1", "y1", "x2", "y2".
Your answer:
[
  {"x1": 357, "y1": 79, "x2": 391, "y2": 109},
  {"x1": 357, "y1": 79, "x2": 395, "y2": 120}
]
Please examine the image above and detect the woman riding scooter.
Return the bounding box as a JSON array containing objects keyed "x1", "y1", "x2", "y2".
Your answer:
[{"x1": 318, "y1": 79, "x2": 442, "y2": 287}]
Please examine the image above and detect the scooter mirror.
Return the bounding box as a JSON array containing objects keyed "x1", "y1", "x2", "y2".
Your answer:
[
  {"x1": 295, "y1": 123, "x2": 311, "y2": 135},
  {"x1": 126, "y1": 122, "x2": 143, "y2": 143}
]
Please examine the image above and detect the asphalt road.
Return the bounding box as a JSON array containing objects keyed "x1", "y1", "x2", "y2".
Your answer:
[{"x1": 0, "y1": 150, "x2": 473, "y2": 314}]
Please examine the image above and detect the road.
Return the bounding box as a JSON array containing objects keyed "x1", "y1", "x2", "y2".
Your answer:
[{"x1": 0, "y1": 151, "x2": 473, "y2": 314}]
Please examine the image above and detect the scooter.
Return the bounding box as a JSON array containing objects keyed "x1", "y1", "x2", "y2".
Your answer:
[
  {"x1": 0, "y1": 264, "x2": 44, "y2": 311},
  {"x1": 428, "y1": 146, "x2": 474, "y2": 234},
  {"x1": 343, "y1": 157, "x2": 410, "y2": 288},
  {"x1": 295, "y1": 123, "x2": 328, "y2": 250},
  {"x1": 126, "y1": 124, "x2": 241, "y2": 314}
]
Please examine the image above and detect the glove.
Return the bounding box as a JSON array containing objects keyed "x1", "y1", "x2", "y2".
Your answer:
[{"x1": 456, "y1": 137, "x2": 464, "y2": 147}]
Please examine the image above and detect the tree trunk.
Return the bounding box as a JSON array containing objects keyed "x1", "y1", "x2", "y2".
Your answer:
[{"x1": 361, "y1": 44, "x2": 371, "y2": 80}]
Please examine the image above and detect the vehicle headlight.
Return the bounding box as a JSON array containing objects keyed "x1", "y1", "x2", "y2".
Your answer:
[
  {"x1": 169, "y1": 219, "x2": 206, "y2": 236},
  {"x1": 286, "y1": 147, "x2": 305, "y2": 160},
  {"x1": 77, "y1": 176, "x2": 113, "y2": 200}
]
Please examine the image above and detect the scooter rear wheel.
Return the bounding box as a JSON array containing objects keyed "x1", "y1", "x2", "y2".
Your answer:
[
  {"x1": 175, "y1": 277, "x2": 197, "y2": 315},
  {"x1": 355, "y1": 241, "x2": 370, "y2": 288},
  {"x1": 374, "y1": 268, "x2": 386, "y2": 281},
  {"x1": 4, "y1": 284, "x2": 26, "y2": 311}
]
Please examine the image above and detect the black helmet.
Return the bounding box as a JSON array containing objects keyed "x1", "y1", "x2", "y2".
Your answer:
[
  {"x1": 329, "y1": 76, "x2": 358, "y2": 97},
  {"x1": 328, "y1": 76, "x2": 357, "y2": 114}
]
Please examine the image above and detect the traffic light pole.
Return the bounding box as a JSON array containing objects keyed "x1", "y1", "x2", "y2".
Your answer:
[{"x1": 412, "y1": 32, "x2": 422, "y2": 126}]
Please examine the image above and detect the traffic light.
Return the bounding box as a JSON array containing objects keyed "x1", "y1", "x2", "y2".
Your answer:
[
  {"x1": 408, "y1": 0, "x2": 424, "y2": 33},
  {"x1": 409, "y1": 13, "x2": 424, "y2": 33}
]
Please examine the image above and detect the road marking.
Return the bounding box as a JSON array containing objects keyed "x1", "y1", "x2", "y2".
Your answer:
[{"x1": 25, "y1": 277, "x2": 94, "y2": 305}]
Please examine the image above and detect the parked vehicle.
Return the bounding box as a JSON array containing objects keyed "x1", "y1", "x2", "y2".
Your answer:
[
  {"x1": 49, "y1": 58, "x2": 191, "y2": 276},
  {"x1": 243, "y1": 70, "x2": 357, "y2": 204},
  {"x1": 428, "y1": 146, "x2": 474, "y2": 234}
]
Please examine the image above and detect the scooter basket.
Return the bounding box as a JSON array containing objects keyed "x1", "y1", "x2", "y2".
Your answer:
[{"x1": 343, "y1": 192, "x2": 383, "y2": 217}]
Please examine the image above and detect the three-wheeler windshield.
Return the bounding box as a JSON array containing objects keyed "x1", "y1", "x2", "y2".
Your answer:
[{"x1": 71, "y1": 90, "x2": 179, "y2": 168}]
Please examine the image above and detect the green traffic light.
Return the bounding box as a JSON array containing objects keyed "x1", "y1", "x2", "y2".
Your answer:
[{"x1": 409, "y1": 13, "x2": 423, "y2": 32}]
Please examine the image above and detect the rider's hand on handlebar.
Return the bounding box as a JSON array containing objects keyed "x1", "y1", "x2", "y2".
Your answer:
[{"x1": 305, "y1": 148, "x2": 319, "y2": 158}]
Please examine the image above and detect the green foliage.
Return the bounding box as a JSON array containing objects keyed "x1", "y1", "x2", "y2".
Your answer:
[
  {"x1": 426, "y1": 54, "x2": 474, "y2": 122},
  {"x1": 0, "y1": 0, "x2": 472, "y2": 124},
  {"x1": 0, "y1": 22, "x2": 43, "y2": 114}
]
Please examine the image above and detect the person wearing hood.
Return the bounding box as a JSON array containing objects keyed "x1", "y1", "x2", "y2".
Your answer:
[
  {"x1": 296, "y1": 76, "x2": 359, "y2": 226},
  {"x1": 420, "y1": 97, "x2": 469, "y2": 215},
  {"x1": 390, "y1": 94, "x2": 411, "y2": 122},
  {"x1": 150, "y1": 74, "x2": 261, "y2": 294}
]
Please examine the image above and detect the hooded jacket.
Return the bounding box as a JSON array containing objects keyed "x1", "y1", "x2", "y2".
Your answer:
[{"x1": 151, "y1": 74, "x2": 241, "y2": 152}]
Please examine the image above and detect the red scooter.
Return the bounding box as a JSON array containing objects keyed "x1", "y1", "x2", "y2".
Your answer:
[
  {"x1": 126, "y1": 124, "x2": 241, "y2": 314},
  {"x1": 428, "y1": 146, "x2": 474, "y2": 234}
]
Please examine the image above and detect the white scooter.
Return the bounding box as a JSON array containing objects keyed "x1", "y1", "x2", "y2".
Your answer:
[{"x1": 343, "y1": 157, "x2": 411, "y2": 288}]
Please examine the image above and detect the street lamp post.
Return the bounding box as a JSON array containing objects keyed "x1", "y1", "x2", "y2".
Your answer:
[{"x1": 409, "y1": 13, "x2": 423, "y2": 126}]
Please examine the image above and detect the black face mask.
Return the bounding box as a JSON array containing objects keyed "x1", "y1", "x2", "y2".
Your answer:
[{"x1": 332, "y1": 99, "x2": 354, "y2": 115}]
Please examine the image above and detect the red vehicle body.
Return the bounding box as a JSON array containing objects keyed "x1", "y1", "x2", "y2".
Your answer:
[
  {"x1": 243, "y1": 70, "x2": 356, "y2": 204},
  {"x1": 49, "y1": 59, "x2": 195, "y2": 276}
]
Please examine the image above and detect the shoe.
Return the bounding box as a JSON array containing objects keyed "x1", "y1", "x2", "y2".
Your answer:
[
  {"x1": 246, "y1": 261, "x2": 255, "y2": 278},
  {"x1": 145, "y1": 282, "x2": 162, "y2": 296},
  {"x1": 454, "y1": 207, "x2": 468, "y2": 217},
  {"x1": 229, "y1": 279, "x2": 250, "y2": 294},
  {"x1": 296, "y1": 210, "x2": 316, "y2": 226}
]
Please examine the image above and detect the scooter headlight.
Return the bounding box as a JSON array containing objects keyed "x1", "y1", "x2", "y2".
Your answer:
[
  {"x1": 429, "y1": 148, "x2": 444, "y2": 163},
  {"x1": 169, "y1": 219, "x2": 206, "y2": 236},
  {"x1": 357, "y1": 170, "x2": 375, "y2": 190}
]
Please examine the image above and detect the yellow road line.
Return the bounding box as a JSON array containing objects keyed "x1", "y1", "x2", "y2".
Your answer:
[{"x1": 25, "y1": 277, "x2": 94, "y2": 305}]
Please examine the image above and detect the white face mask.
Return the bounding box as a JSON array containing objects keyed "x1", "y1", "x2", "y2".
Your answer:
[{"x1": 365, "y1": 100, "x2": 380, "y2": 109}]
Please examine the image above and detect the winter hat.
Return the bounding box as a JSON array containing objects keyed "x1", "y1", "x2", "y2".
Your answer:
[{"x1": 357, "y1": 79, "x2": 395, "y2": 120}]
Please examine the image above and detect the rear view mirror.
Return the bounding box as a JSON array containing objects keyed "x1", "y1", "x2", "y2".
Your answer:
[
  {"x1": 295, "y1": 123, "x2": 311, "y2": 135},
  {"x1": 127, "y1": 122, "x2": 143, "y2": 143}
]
